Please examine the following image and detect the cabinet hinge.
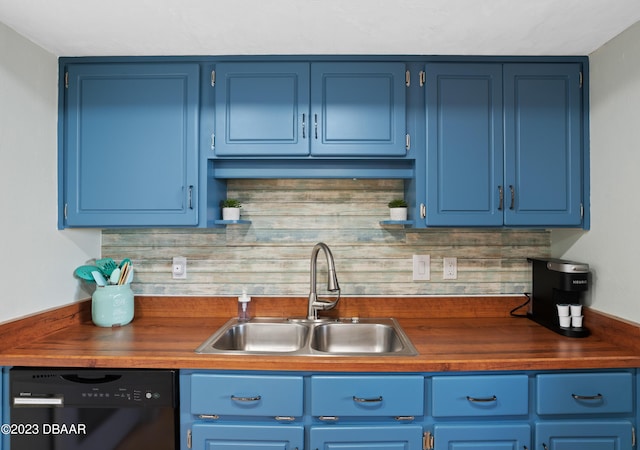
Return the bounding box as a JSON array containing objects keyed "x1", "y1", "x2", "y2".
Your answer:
[
  {"x1": 419, "y1": 70, "x2": 425, "y2": 87},
  {"x1": 423, "y1": 431, "x2": 433, "y2": 450},
  {"x1": 405, "y1": 134, "x2": 411, "y2": 151},
  {"x1": 405, "y1": 70, "x2": 411, "y2": 87},
  {"x1": 64, "y1": 72, "x2": 69, "y2": 89},
  {"x1": 211, "y1": 70, "x2": 216, "y2": 87},
  {"x1": 187, "y1": 428, "x2": 192, "y2": 449}
]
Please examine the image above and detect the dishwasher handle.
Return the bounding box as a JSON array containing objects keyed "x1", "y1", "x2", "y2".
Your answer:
[{"x1": 13, "y1": 396, "x2": 64, "y2": 407}]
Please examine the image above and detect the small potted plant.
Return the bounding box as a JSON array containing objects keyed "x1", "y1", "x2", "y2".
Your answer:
[
  {"x1": 388, "y1": 199, "x2": 408, "y2": 221},
  {"x1": 221, "y1": 199, "x2": 242, "y2": 221}
]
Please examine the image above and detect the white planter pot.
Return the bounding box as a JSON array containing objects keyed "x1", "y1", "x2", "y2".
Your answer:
[
  {"x1": 222, "y1": 207, "x2": 241, "y2": 221},
  {"x1": 389, "y1": 207, "x2": 407, "y2": 221}
]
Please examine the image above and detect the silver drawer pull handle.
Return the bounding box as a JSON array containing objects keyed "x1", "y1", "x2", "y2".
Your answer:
[
  {"x1": 466, "y1": 395, "x2": 497, "y2": 403},
  {"x1": 274, "y1": 416, "x2": 295, "y2": 422},
  {"x1": 571, "y1": 393, "x2": 603, "y2": 400},
  {"x1": 318, "y1": 416, "x2": 339, "y2": 421},
  {"x1": 395, "y1": 416, "x2": 415, "y2": 421},
  {"x1": 353, "y1": 395, "x2": 383, "y2": 403},
  {"x1": 197, "y1": 414, "x2": 219, "y2": 420},
  {"x1": 230, "y1": 395, "x2": 262, "y2": 402}
]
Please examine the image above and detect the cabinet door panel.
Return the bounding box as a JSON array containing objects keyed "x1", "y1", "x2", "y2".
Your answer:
[
  {"x1": 311, "y1": 425, "x2": 423, "y2": 450},
  {"x1": 64, "y1": 63, "x2": 199, "y2": 227},
  {"x1": 535, "y1": 421, "x2": 632, "y2": 450},
  {"x1": 311, "y1": 62, "x2": 407, "y2": 156},
  {"x1": 192, "y1": 423, "x2": 303, "y2": 450},
  {"x1": 214, "y1": 63, "x2": 310, "y2": 156},
  {"x1": 433, "y1": 424, "x2": 530, "y2": 450},
  {"x1": 425, "y1": 63, "x2": 503, "y2": 226},
  {"x1": 503, "y1": 63, "x2": 582, "y2": 226}
]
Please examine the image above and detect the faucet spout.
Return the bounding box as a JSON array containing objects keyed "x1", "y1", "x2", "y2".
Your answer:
[{"x1": 307, "y1": 242, "x2": 341, "y2": 320}]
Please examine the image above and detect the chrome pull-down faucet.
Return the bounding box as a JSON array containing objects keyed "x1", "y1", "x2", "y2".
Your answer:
[{"x1": 307, "y1": 242, "x2": 341, "y2": 320}]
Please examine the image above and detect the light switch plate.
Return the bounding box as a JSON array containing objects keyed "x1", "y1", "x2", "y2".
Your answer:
[{"x1": 412, "y1": 255, "x2": 430, "y2": 281}]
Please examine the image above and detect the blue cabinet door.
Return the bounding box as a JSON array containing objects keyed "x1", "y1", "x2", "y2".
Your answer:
[
  {"x1": 63, "y1": 63, "x2": 199, "y2": 227},
  {"x1": 433, "y1": 424, "x2": 531, "y2": 450},
  {"x1": 310, "y1": 62, "x2": 407, "y2": 156},
  {"x1": 213, "y1": 63, "x2": 310, "y2": 156},
  {"x1": 535, "y1": 421, "x2": 633, "y2": 450},
  {"x1": 503, "y1": 64, "x2": 583, "y2": 226},
  {"x1": 311, "y1": 425, "x2": 423, "y2": 450},
  {"x1": 424, "y1": 63, "x2": 503, "y2": 226},
  {"x1": 192, "y1": 423, "x2": 303, "y2": 450}
]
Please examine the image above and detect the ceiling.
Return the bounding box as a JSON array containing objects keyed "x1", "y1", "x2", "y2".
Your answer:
[{"x1": 1, "y1": 0, "x2": 639, "y2": 57}]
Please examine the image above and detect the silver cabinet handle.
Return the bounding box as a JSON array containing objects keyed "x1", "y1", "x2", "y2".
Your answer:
[
  {"x1": 302, "y1": 113, "x2": 306, "y2": 139},
  {"x1": 466, "y1": 395, "x2": 497, "y2": 403},
  {"x1": 571, "y1": 393, "x2": 603, "y2": 400},
  {"x1": 188, "y1": 185, "x2": 194, "y2": 209},
  {"x1": 274, "y1": 416, "x2": 295, "y2": 422},
  {"x1": 314, "y1": 113, "x2": 318, "y2": 139},
  {"x1": 353, "y1": 395, "x2": 383, "y2": 403},
  {"x1": 230, "y1": 395, "x2": 261, "y2": 402},
  {"x1": 498, "y1": 186, "x2": 504, "y2": 210},
  {"x1": 509, "y1": 185, "x2": 515, "y2": 210}
]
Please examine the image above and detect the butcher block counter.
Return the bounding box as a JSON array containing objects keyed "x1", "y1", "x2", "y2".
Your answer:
[{"x1": 0, "y1": 296, "x2": 639, "y2": 372}]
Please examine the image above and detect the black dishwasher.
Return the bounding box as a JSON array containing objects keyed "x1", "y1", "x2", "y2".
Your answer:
[{"x1": 9, "y1": 367, "x2": 178, "y2": 450}]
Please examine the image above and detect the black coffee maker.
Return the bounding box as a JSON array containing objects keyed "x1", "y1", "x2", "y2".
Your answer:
[{"x1": 527, "y1": 257, "x2": 590, "y2": 338}]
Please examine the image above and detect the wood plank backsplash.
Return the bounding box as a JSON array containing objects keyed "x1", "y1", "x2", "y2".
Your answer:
[{"x1": 102, "y1": 179, "x2": 550, "y2": 297}]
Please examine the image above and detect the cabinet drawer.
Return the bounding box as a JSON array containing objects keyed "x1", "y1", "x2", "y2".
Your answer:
[
  {"x1": 432, "y1": 374, "x2": 528, "y2": 417},
  {"x1": 190, "y1": 374, "x2": 303, "y2": 417},
  {"x1": 536, "y1": 372, "x2": 633, "y2": 415},
  {"x1": 310, "y1": 375, "x2": 424, "y2": 417}
]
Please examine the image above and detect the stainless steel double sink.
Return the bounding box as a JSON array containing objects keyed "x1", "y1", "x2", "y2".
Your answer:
[{"x1": 195, "y1": 317, "x2": 418, "y2": 356}]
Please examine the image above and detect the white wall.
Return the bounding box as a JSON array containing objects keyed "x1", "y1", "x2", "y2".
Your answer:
[
  {"x1": 552, "y1": 21, "x2": 640, "y2": 324},
  {"x1": 0, "y1": 22, "x2": 101, "y2": 322}
]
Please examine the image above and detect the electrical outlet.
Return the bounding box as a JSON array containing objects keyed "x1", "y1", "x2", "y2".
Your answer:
[
  {"x1": 412, "y1": 255, "x2": 430, "y2": 281},
  {"x1": 172, "y1": 256, "x2": 187, "y2": 279},
  {"x1": 443, "y1": 257, "x2": 457, "y2": 280}
]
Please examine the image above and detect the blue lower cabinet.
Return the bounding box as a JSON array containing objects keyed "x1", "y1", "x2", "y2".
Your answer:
[
  {"x1": 192, "y1": 423, "x2": 303, "y2": 450},
  {"x1": 535, "y1": 421, "x2": 634, "y2": 450},
  {"x1": 310, "y1": 425, "x2": 423, "y2": 450},
  {"x1": 432, "y1": 423, "x2": 530, "y2": 450}
]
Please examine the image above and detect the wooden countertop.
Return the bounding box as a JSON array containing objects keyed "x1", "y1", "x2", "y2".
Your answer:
[{"x1": 0, "y1": 296, "x2": 638, "y2": 372}]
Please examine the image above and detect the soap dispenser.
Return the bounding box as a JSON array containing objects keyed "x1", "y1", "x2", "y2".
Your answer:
[{"x1": 237, "y1": 289, "x2": 252, "y2": 322}]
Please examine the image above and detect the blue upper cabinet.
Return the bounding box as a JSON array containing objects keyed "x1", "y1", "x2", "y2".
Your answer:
[
  {"x1": 503, "y1": 63, "x2": 583, "y2": 227},
  {"x1": 310, "y1": 62, "x2": 407, "y2": 156},
  {"x1": 213, "y1": 63, "x2": 310, "y2": 156},
  {"x1": 213, "y1": 62, "x2": 407, "y2": 158},
  {"x1": 425, "y1": 62, "x2": 584, "y2": 227},
  {"x1": 61, "y1": 63, "x2": 200, "y2": 227},
  {"x1": 425, "y1": 63, "x2": 504, "y2": 226}
]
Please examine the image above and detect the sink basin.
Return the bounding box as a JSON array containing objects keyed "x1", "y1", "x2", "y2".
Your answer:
[
  {"x1": 196, "y1": 317, "x2": 417, "y2": 356},
  {"x1": 310, "y1": 322, "x2": 405, "y2": 354},
  {"x1": 196, "y1": 319, "x2": 309, "y2": 353}
]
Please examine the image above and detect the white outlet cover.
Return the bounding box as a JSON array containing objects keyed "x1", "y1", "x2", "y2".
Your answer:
[
  {"x1": 172, "y1": 256, "x2": 187, "y2": 279},
  {"x1": 443, "y1": 257, "x2": 457, "y2": 280}
]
